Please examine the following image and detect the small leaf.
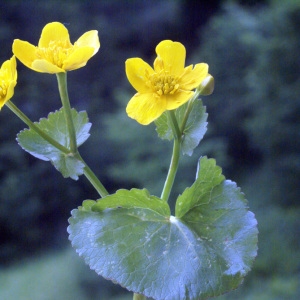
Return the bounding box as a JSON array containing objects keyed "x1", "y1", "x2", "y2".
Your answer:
[
  {"x1": 155, "y1": 99, "x2": 208, "y2": 156},
  {"x1": 181, "y1": 99, "x2": 208, "y2": 156},
  {"x1": 17, "y1": 108, "x2": 91, "y2": 180}
]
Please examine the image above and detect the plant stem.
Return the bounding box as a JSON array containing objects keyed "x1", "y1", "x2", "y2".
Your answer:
[
  {"x1": 160, "y1": 137, "x2": 181, "y2": 202},
  {"x1": 168, "y1": 109, "x2": 181, "y2": 140},
  {"x1": 7, "y1": 79, "x2": 109, "y2": 198},
  {"x1": 75, "y1": 152, "x2": 109, "y2": 198},
  {"x1": 133, "y1": 293, "x2": 147, "y2": 300},
  {"x1": 56, "y1": 72, "x2": 77, "y2": 154},
  {"x1": 55, "y1": 72, "x2": 109, "y2": 197},
  {"x1": 6, "y1": 100, "x2": 70, "y2": 154},
  {"x1": 160, "y1": 110, "x2": 181, "y2": 202},
  {"x1": 180, "y1": 89, "x2": 201, "y2": 133}
]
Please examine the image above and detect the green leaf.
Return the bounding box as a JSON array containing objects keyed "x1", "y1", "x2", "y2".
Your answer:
[
  {"x1": 155, "y1": 111, "x2": 172, "y2": 140},
  {"x1": 155, "y1": 99, "x2": 208, "y2": 156},
  {"x1": 68, "y1": 180, "x2": 258, "y2": 299},
  {"x1": 181, "y1": 180, "x2": 258, "y2": 278},
  {"x1": 91, "y1": 188, "x2": 170, "y2": 217},
  {"x1": 155, "y1": 101, "x2": 188, "y2": 141},
  {"x1": 175, "y1": 156, "x2": 225, "y2": 218},
  {"x1": 181, "y1": 99, "x2": 208, "y2": 156},
  {"x1": 17, "y1": 108, "x2": 91, "y2": 180}
]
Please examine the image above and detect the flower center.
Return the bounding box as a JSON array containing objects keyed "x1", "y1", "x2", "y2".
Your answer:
[
  {"x1": 147, "y1": 71, "x2": 180, "y2": 96},
  {"x1": 36, "y1": 40, "x2": 74, "y2": 68}
]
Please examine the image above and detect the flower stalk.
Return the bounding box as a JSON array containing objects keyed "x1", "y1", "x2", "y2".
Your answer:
[
  {"x1": 6, "y1": 100, "x2": 70, "y2": 154},
  {"x1": 75, "y1": 152, "x2": 109, "y2": 198},
  {"x1": 56, "y1": 72, "x2": 78, "y2": 154},
  {"x1": 160, "y1": 110, "x2": 181, "y2": 202},
  {"x1": 56, "y1": 72, "x2": 109, "y2": 197},
  {"x1": 6, "y1": 98, "x2": 108, "y2": 198}
]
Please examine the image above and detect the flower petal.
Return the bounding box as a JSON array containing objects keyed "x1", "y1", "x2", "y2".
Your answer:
[
  {"x1": 155, "y1": 40, "x2": 186, "y2": 76},
  {"x1": 63, "y1": 46, "x2": 95, "y2": 71},
  {"x1": 0, "y1": 56, "x2": 17, "y2": 109},
  {"x1": 165, "y1": 90, "x2": 194, "y2": 110},
  {"x1": 75, "y1": 30, "x2": 100, "y2": 55},
  {"x1": 2, "y1": 56, "x2": 17, "y2": 81},
  {"x1": 180, "y1": 63, "x2": 208, "y2": 90},
  {"x1": 38, "y1": 22, "x2": 70, "y2": 47},
  {"x1": 12, "y1": 40, "x2": 37, "y2": 70},
  {"x1": 125, "y1": 58, "x2": 154, "y2": 93},
  {"x1": 4, "y1": 79, "x2": 17, "y2": 104},
  {"x1": 32, "y1": 59, "x2": 65, "y2": 73},
  {"x1": 126, "y1": 92, "x2": 166, "y2": 125}
]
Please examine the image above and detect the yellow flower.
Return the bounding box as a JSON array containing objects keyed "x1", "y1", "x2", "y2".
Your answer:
[
  {"x1": 12, "y1": 22, "x2": 100, "y2": 73},
  {"x1": 125, "y1": 40, "x2": 209, "y2": 125},
  {"x1": 0, "y1": 56, "x2": 17, "y2": 109}
]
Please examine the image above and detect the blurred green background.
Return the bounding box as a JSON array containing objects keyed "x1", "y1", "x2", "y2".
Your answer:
[{"x1": 0, "y1": 0, "x2": 299, "y2": 299}]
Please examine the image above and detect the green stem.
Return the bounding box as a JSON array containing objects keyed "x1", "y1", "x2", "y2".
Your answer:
[
  {"x1": 56, "y1": 72, "x2": 77, "y2": 154},
  {"x1": 133, "y1": 293, "x2": 147, "y2": 300},
  {"x1": 6, "y1": 101, "x2": 70, "y2": 154},
  {"x1": 180, "y1": 89, "x2": 201, "y2": 133},
  {"x1": 55, "y1": 72, "x2": 109, "y2": 197},
  {"x1": 160, "y1": 137, "x2": 181, "y2": 202},
  {"x1": 6, "y1": 87, "x2": 109, "y2": 198},
  {"x1": 168, "y1": 110, "x2": 181, "y2": 140},
  {"x1": 160, "y1": 111, "x2": 181, "y2": 202},
  {"x1": 75, "y1": 153, "x2": 109, "y2": 198},
  {"x1": 180, "y1": 98, "x2": 194, "y2": 133}
]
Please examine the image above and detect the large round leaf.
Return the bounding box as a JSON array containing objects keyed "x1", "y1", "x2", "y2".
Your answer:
[{"x1": 68, "y1": 178, "x2": 258, "y2": 300}]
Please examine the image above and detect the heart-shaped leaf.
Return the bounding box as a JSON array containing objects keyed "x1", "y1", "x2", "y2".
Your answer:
[
  {"x1": 68, "y1": 159, "x2": 258, "y2": 299},
  {"x1": 17, "y1": 108, "x2": 91, "y2": 180}
]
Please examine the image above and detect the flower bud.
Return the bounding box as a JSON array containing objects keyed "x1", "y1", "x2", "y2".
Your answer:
[{"x1": 197, "y1": 74, "x2": 214, "y2": 96}]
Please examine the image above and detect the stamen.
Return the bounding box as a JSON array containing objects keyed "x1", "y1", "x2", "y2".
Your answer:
[
  {"x1": 147, "y1": 71, "x2": 179, "y2": 96},
  {"x1": 36, "y1": 40, "x2": 74, "y2": 68}
]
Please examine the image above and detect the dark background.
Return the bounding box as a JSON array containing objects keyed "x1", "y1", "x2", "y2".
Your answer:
[{"x1": 0, "y1": 0, "x2": 299, "y2": 299}]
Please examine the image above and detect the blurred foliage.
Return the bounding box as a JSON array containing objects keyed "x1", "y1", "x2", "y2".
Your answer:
[
  {"x1": 0, "y1": 0, "x2": 299, "y2": 299},
  {"x1": 194, "y1": 0, "x2": 300, "y2": 207},
  {"x1": 0, "y1": 248, "x2": 131, "y2": 300}
]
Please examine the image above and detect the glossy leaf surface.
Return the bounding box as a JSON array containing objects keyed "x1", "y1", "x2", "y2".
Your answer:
[{"x1": 68, "y1": 158, "x2": 258, "y2": 299}]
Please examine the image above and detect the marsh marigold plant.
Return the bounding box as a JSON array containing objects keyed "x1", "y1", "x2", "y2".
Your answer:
[
  {"x1": 125, "y1": 40, "x2": 210, "y2": 125},
  {"x1": 0, "y1": 56, "x2": 17, "y2": 109},
  {"x1": 12, "y1": 22, "x2": 100, "y2": 74},
  {"x1": 2, "y1": 21, "x2": 258, "y2": 300}
]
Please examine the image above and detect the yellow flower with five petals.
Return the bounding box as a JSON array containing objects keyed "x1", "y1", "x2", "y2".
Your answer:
[
  {"x1": 125, "y1": 40, "x2": 210, "y2": 125},
  {"x1": 0, "y1": 56, "x2": 17, "y2": 109},
  {"x1": 12, "y1": 22, "x2": 100, "y2": 74}
]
